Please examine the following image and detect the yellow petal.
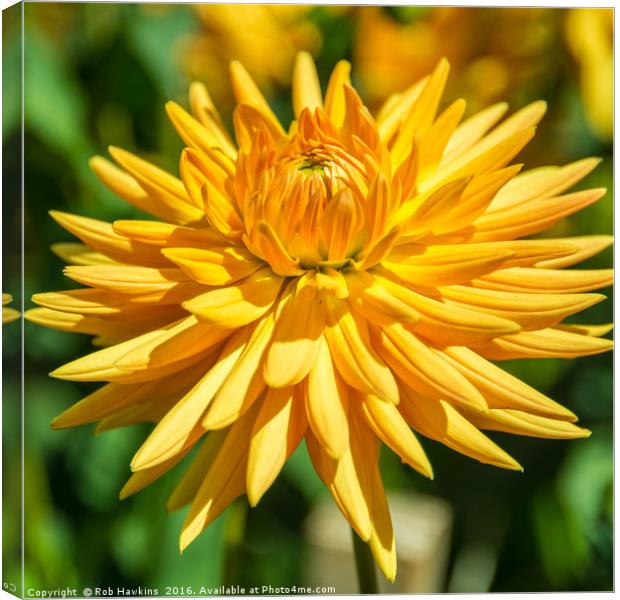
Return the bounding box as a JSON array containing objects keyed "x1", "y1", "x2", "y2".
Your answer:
[
  {"x1": 50, "y1": 211, "x2": 169, "y2": 267},
  {"x1": 247, "y1": 386, "x2": 306, "y2": 506},
  {"x1": 323, "y1": 296, "x2": 399, "y2": 403},
  {"x1": 167, "y1": 429, "x2": 229, "y2": 511},
  {"x1": 375, "y1": 323, "x2": 487, "y2": 411},
  {"x1": 306, "y1": 336, "x2": 350, "y2": 459},
  {"x1": 324, "y1": 60, "x2": 351, "y2": 127},
  {"x1": 372, "y1": 271, "x2": 521, "y2": 346},
  {"x1": 442, "y1": 102, "x2": 508, "y2": 163},
  {"x1": 130, "y1": 332, "x2": 250, "y2": 471},
  {"x1": 32, "y1": 288, "x2": 129, "y2": 315},
  {"x1": 360, "y1": 393, "x2": 433, "y2": 478},
  {"x1": 345, "y1": 269, "x2": 419, "y2": 327},
  {"x1": 202, "y1": 310, "x2": 278, "y2": 430},
  {"x1": 51, "y1": 363, "x2": 202, "y2": 428},
  {"x1": 182, "y1": 268, "x2": 283, "y2": 328},
  {"x1": 472, "y1": 188, "x2": 606, "y2": 241},
  {"x1": 477, "y1": 326, "x2": 613, "y2": 360},
  {"x1": 390, "y1": 58, "x2": 450, "y2": 167},
  {"x1": 166, "y1": 100, "x2": 237, "y2": 159},
  {"x1": 473, "y1": 267, "x2": 613, "y2": 294},
  {"x1": 305, "y1": 429, "x2": 372, "y2": 542},
  {"x1": 51, "y1": 242, "x2": 118, "y2": 266},
  {"x1": 463, "y1": 408, "x2": 591, "y2": 440},
  {"x1": 417, "y1": 98, "x2": 466, "y2": 179},
  {"x1": 319, "y1": 189, "x2": 364, "y2": 262},
  {"x1": 108, "y1": 146, "x2": 204, "y2": 226},
  {"x1": 488, "y1": 157, "x2": 601, "y2": 212},
  {"x1": 439, "y1": 346, "x2": 576, "y2": 420},
  {"x1": 292, "y1": 51, "x2": 323, "y2": 117},
  {"x1": 112, "y1": 219, "x2": 223, "y2": 248},
  {"x1": 64, "y1": 265, "x2": 202, "y2": 305},
  {"x1": 384, "y1": 243, "x2": 514, "y2": 287},
  {"x1": 400, "y1": 391, "x2": 522, "y2": 471},
  {"x1": 120, "y1": 447, "x2": 191, "y2": 500},
  {"x1": 264, "y1": 275, "x2": 325, "y2": 387},
  {"x1": 535, "y1": 236, "x2": 613, "y2": 269},
  {"x1": 229, "y1": 60, "x2": 284, "y2": 134},
  {"x1": 254, "y1": 221, "x2": 304, "y2": 277},
  {"x1": 180, "y1": 404, "x2": 259, "y2": 551},
  {"x1": 439, "y1": 285, "x2": 605, "y2": 330},
  {"x1": 49, "y1": 316, "x2": 222, "y2": 382},
  {"x1": 162, "y1": 246, "x2": 261, "y2": 286}
]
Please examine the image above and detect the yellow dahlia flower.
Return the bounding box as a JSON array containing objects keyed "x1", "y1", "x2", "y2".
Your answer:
[
  {"x1": 27, "y1": 54, "x2": 613, "y2": 581},
  {"x1": 3, "y1": 294, "x2": 19, "y2": 324}
]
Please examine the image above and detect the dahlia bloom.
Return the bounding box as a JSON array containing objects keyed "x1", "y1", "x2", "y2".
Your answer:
[
  {"x1": 27, "y1": 53, "x2": 612, "y2": 580},
  {"x1": 3, "y1": 294, "x2": 19, "y2": 324}
]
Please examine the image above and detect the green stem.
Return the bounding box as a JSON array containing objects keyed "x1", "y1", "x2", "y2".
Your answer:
[
  {"x1": 351, "y1": 528, "x2": 379, "y2": 594},
  {"x1": 221, "y1": 499, "x2": 248, "y2": 587}
]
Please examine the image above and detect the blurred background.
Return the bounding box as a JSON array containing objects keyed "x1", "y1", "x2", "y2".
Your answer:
[{"x1": 2, "y1": 3, "x2": 613, "y2": 594}]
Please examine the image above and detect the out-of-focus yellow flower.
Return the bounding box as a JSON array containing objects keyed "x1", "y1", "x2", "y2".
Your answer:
[
  {"x1": 3, "y1": 294, "x2": 19, "y2": 324},
  {"x1": 27, "y1": 53, "x2": 612, "y2": 580},
  {"x1": 354, "y1": 7, "x2": 561, "y2": 113},
  {"x1": 566, "y1": 8, "x2": 613, "y2": 141},
  {"x1": 182, "y1": 4, "x2": 322, "y2": 105}
]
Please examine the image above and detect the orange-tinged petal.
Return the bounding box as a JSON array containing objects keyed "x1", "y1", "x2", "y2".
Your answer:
[
  {"x1": 372, "y1": 271, "x2": 521, "y2": 346},
  {"x1": 472, "y1": 188, "x2": 606, "y2": 241}
]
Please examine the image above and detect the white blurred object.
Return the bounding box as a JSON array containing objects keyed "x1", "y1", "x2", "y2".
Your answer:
[{"x1": 304, "y1": 492, "x2": 453, "y2": 593}]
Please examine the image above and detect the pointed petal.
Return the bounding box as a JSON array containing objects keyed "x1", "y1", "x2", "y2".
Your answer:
[
  {"x1": 360, "y1": 393, "x2": 433, "y2": 478},
  {"x1": 323, "y1": 296, "x2": 399, "y2": 403},
  {"x1": 306, "y1": 336, "x2": 350, "y2": 459},
  {"x1": 400, "y1": 391, "x2": 522, "y2": 471},
  {"x1": 292, "y1": 52, "x2": 323, "y2": 117},
  {"x1": 247, "y1": 386, "x2": 306, "y2": 506}
]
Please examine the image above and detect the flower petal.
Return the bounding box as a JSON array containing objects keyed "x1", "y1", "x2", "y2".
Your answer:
[
  {"x1": 247, "y1": 386, "x2": 306, "y2": 506},
  {"x1": 323, "y1": 296, "x2": 399, "y2": 403},
  {"x1": 306, "y1": 336, "x2": 350, "y2": 459},
  {"x1": 183, "y1": 268, "x2": 283, "y2": 328}
]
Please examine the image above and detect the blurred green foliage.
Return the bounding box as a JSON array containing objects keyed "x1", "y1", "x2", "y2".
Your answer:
[{"x1": 2, "y1": 3, "x2": 612, "y2": 594}]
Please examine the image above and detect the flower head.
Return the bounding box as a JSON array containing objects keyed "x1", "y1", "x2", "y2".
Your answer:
[{"x1": 27, "y1": 53, "x2": 612, "y2": 580}]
